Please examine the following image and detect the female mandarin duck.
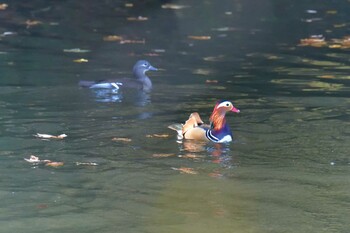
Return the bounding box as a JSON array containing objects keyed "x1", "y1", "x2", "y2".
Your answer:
[
  {"x1": 79, "y1": 60, "x2": 158, "y2": 92},
  {"x1": 169, "y1": 100, "x2": 240, "y2": 143}
]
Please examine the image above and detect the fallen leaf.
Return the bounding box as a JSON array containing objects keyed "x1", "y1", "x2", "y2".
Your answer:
[
  {"x1": 161, "y1": 4, "x2": 189, "y2": 10},
  {"x1": 172, "y1": 167, "x2": 198, "y2": 175},
  {"x1": 24, "y1": 155, "x2": 51, "y2": 164},
  {"x1": 45, "y1": 162, "x2": 64, "y2": 167},
  {"x1": 188, "y1": 35, "x2": 211, "y2": 40},
  {"x1": 328, "y1": 44, "x2": 342, "y2": 48},
  {"x1": 120, "y1": 39, "x2": 145, "y2": 44},
  {"x1": 152, "y1": 153, "x2": 176, "y2": 158},
  {"x1": 178, "y1": 154, "x2": 203, "y2": 159},
  {"x1": 75, "y1": 162, "x2": 98, "y2": 166},
  {"x1": 25, "y1": 20, "x2": 43, "y2": 28},
  {"x1": 103, "y1": 35, "x2": 123, "y2": 41},
  {"x1": 206, "y1": 79, "x2": 218, "y2": 84},
  {"x1": 127, "y1": 16, "x2": 148, "y2": 21},
  {"x1": 112, "y1": 137, "x2": 132, "y2": 142},
  {"x1": 35, "y1": 133, "x2": 67, "y2": 139},
  {"x1": 73, "y1": 58, "x2": 88, "y2": 63},
  {"x1": 318, "y1": 75, "x2": 336, "y2": 79},
  {"x1": 334, "y1": 23, "x2": 346, "y2": 28},
  {"x1": 124, "y1": 3, "x2": 133, "y2": 7},
  {"x1": 63, "y1": 48, "x2": 90, "y2": 53},
  {"x1": 146, "y1": 134, "x2": 170, "y2": 138},
  {"x1": 326, "y1": 10, "x2": 337, "y2": 14},
  {"x1": 192, "y1": 68, "x2": 213, "y2": 75},
  {"x1": 24, "y1": 155, "x2": 40, "y2": 163},
  {"x1": 299, "y1": 36, "x2": 327, "y2": 47},
  {"x1": 0, "y1": 3, "x2": 8, "y2": 10}
]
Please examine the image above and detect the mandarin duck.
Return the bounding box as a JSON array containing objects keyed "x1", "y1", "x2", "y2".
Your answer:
[
  {"x1": 168, "y1": 100, "x2": 240, "y2": 143},
  {"x1": 79, "y1": 60, "x2": 157, "y2": 92}
]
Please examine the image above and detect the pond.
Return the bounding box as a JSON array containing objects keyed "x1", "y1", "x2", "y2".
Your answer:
[{"x1": 0, "y1": 1, "x2": 349, "y2": 232}]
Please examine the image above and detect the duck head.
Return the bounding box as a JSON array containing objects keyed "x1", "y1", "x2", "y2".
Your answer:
[
  {"x1": 133, "y1": 60, "x2": 158, "y2": 76},
  {"x1": 210, "y1": 100, "x2": 239, "y2": 131}
]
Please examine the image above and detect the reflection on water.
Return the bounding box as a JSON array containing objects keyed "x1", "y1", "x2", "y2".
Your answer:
[{"x1": 0, "y1": 0, "x2": 349, "y2": 233}]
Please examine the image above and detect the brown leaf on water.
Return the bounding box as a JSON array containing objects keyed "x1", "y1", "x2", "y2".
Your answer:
[
  {"x1": 75, "y1": 162, "x2": 98, "y2": 166},
  {"x1": 318, "y1": 75, "x2": 336, "y2": 79},
  {"x1": 146, "y1": 134, "x2": 170, "y2": 138},
  {"x1": 127, "y1": 16, "x2": 148, "y2": 21},
  {"x1": 25, "y1": 20, "x2": 43, "y2": 28},
  {"x1": 0, "y1": 3, "x2": 8, "y2": 10},
  {"x1": 73, "y1": 58, "x2": 88, "y2": 63},
  {"x1": 178, "y1": 154, "x2": 203, "y2": 159},
  {"x1": 124, "y1": 3, "x2": 133, "y2": 8},
  {"x1": 112, "y1": 137, "x2": 132, "y2": 142},
  {"x1": 120, "y1": 39, "x2": 145, "y2": 44},
  {"x1": 172, "y1": 167, "x2": 198, "y2": 175},
  {"x1": 326, "y1": 10, "x2": 337, "y2": 14},
  {"x1": 103, "y1": 35, "x2": 123, "y2": 41},
  {"x1": 206, "y1": 79, "x2": 218, "y2": 84},
  {"x1": 161, "y1": 4, "x2": 189, "y2": 10},
  {"x1": 333, "y1": 23, "x2": 346, "y2": 28},
  {"x1": 188, "y1": 35, "x2": 211, "y2": 40},
  {"x1": 299, "y1": 36, "x2": 327, "y2": 47},
  {"x1": 45, "y1": 162, "x2": 64, "y2": 167},
  {"x1": 152, "y1": 153, "x2": 176, "y2": 158}
]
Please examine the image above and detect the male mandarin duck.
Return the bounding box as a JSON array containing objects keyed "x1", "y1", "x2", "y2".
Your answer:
[
  {"x1": 79, "y1": 60, "x2": 157, "y2": 92},
  {"x1": 169, "y1": 100, "x2": 240, "y2": 143}
]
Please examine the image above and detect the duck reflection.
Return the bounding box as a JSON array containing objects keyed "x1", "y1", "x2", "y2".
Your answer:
[
  {"x1": 91, "y1": 88, "x2": 151, "y2": 106},
  {"x1": 178, "y1": 140, "x2": 235, "y2": 168}
]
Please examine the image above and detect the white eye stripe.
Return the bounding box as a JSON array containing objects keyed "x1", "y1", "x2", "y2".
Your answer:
[{"x1": 217, "y1": 101, "x2": 232, "y2": 108}]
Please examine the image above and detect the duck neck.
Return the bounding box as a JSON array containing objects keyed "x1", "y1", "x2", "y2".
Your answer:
[
  {"x1": 210, "y1": 110, "x2": 227, "y2": 131},
  {"x1": 134, "y1": 70, "x2": 152, "y2": 91}
]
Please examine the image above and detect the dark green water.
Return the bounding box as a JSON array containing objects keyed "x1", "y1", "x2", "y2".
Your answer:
[{"x1": 0, "y1": 1, "x2": 349, "y2": 232}]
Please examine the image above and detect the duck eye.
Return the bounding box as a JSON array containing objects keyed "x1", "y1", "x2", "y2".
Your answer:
[
  {"x1": 143, "y1": 63, "x2": 148, "y2": 67},
  {"x1": 226, "y1": 103, "x2": 230, "y2": 107}
]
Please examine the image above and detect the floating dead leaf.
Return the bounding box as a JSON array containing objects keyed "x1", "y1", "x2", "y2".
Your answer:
[
  {"x1": 103, "y1": 35, "x2": 123, "y2": 41},
  {"x1": 206, "y1": 79, "x2": 218, "y2": 84},
  {"x1": 75, "y1": 162, "x2": 98, "y2": 166},
  {"x1": 299, "y1": 36, "x2": 327, "y2": 47},
  {"x1": 152, "y1": 153, "x2": 176, "y2": 158},
  {"x1": 63, "y1": 48, "x2": 90, "y2": 53},
  {"x1": 120, "y1": 39, "x2": 145, "y2": 44},
  {"x1": 203, "y1": 55, "x2": 225, "y2": 62},
  {"x1": 306, "y1": 81, "x2": 343, "y2": 91},
  {"x1": 35, "y1": 133, "x2": 67, "y2": 139},
  {"x1": 45, "y1": 162, "x2": 64, "y2": 167},
  {"x1": 192, "y1": 68, "x2": 213, "y2": 75},
  {"x1": 24, "y1": 155, "x2": 51, "y2": 164},
  {"x1": 73, "y1": 58, "x2": 88, "y2": 63},
  {"x1": 127, "y1": 16, "x2": 148, "y2": 21},
  {"x1": 25, "y1": 20, "x2": 43, "y2": 28},
  {"x1": 0, "y1": 3, "x2": 8, "y2": 10},
  {"x1": 334, "y1": 23, "x2": 346, "y2": 28},
  {"x1": 112, "y1": 137, "x2": 132, "y2": 142},
  {"x1": 318, "y1": 75, "x2": 336, "y2": 79},
  {"x1": 125, "y1": 3, "x2": 133, "y2": 7},
  {"x1": 326, "y1": 10, "x2": 337, "y2": 14},
  {"x1": 172, "y1": 167, "x2": 198, "y2": 175},
  {"x1": 328, "y1": 44, "x2": 342, "y2": 49},
  {"x1": 188, "y1": 35, "x2": 211, "y2": 40},
  {"x1": 178, "y1": 154, "x2": 203, "y2": 159},
  {"x1": 146, "y1": 134, "x2": 170, "y2": 138},
  {"x1": 161, "y1": 4, "x2": 189, "y2": 10},
  {"x1": 24, "y1": 155, "x2": 40, "y2": 163}
]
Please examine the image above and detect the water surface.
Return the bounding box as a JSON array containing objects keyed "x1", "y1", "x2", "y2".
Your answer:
[{"x1": 0, "y1": 1, "x2": 349, "y2": 233}]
